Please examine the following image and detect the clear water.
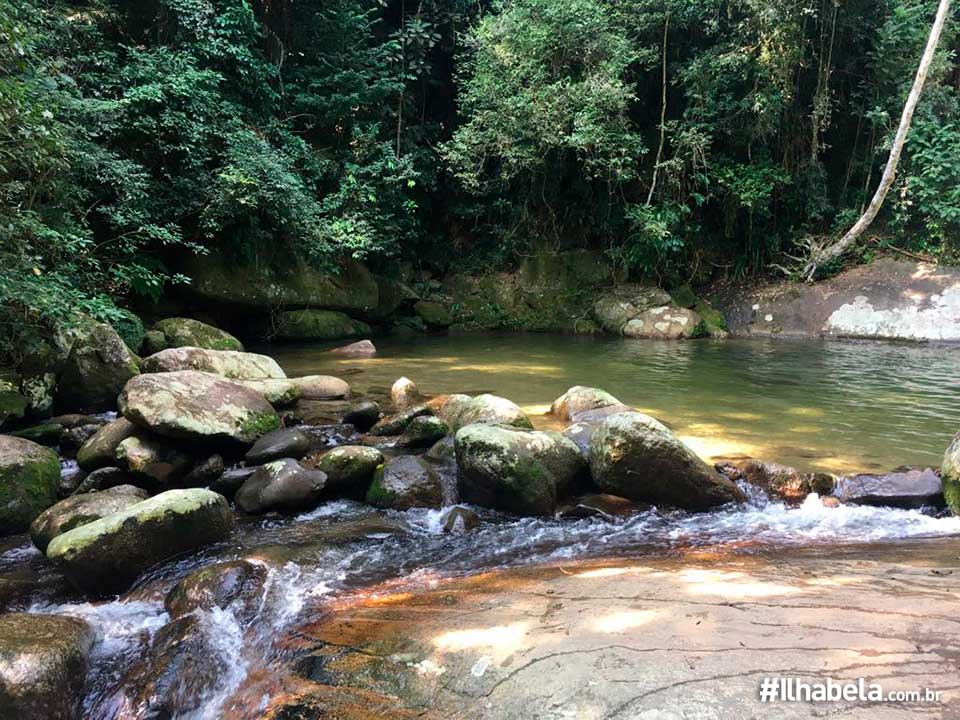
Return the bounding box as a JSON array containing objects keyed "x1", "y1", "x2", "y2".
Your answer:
[{"x1": 266, "y1": 334, "x2": 960, "y2": 474}]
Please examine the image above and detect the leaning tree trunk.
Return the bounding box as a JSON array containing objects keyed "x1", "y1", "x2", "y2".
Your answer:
[{"x1": 802, "y1": 0, "x2": 952, "y2": 280}]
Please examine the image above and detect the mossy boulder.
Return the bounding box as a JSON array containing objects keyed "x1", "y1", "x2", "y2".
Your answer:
[
  {"x1": 76, "y1": 417, "x2": 138, "y2": 471},
  {"x1": 30, "y1": 484, "x2": 148, "y2": 552},
  {"x1": 150, "y1": 318, "x2": 244, "y2": 352},
  {"x1": 669, "y1": 284, "x2": 698, "y2": 308},
  {"x1": 46, "y1": 488, "x2": 234, "y2": 596},
  {"x1": 0, "y1": 380, "x2": 27, "y2": 431},
  {"x1": 274, "y1": 309, "x2": 371, "y2": 341},
  {"x1": 119, "y1": 371, "x2": 280, "y2": 444},
  {"x1": 110, "y1": 309, "x2": 147, "y2": 354},
  {"x1": 591, "y1": 285, "x2": 673, "y2": 334},
  {"x1": 444, "y1": 394, "x2": 533, "y2": 431},
  {"x1": 181, "y1": 253, "x2": 379, "y2": 312},
  {"x1": 550, "y1": 386, "x2": 624, "y2": 422},
  {"x1": 56, "y1": 322, "x2": 140, "y2": 412},
  {"x1": 396, "y1": 415, "x2": 449, "y2": 448},
  {"x1": 370, "y1": 404, "x2": 434, "y2": 436},
  {"x1": 588, "y1": 412, "x2": 745, "y2": 511},
  {"x1": 237, "y1": 378, "x2": 301, "y2": 407},
  {"x1": 941, "y1": 432, "x2": 960, "y2": 515},
  {"x1": 0, "y1": 436, "x2": 61, "y2": 536},
  {"x1": 454, "y1": 423, "x2": 587, "y2": 516},
  {"x1": 235, "y1": 459, "x2": 327, "y2": 514},
  {"x1": 414, "y1": 300, "x2": 453, "y2": 327},
  {"x1": 311, "y1": 446, "x2": 383, "y2": 496},
  {"x1": 366, "y1": 455, "x2": 444, "y2": 510},
  {"x1": 0, "y1": 613, "x2": 93, "y2": 720},
  {"x1": 141, "y1": 347, "x2": 285, "y2": 380},
  {"x1": 622, "y1": 306, "x2": 706, "y2": 339}
]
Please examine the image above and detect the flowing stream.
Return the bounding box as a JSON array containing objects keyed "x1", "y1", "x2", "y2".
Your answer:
[{"x1": 6, "y1": 335, "x2": 960, "y2": 717}]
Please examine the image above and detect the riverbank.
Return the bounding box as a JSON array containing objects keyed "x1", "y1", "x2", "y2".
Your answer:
[{"x1": 265, "y1": 537, "x2": 960, "y2": 719}]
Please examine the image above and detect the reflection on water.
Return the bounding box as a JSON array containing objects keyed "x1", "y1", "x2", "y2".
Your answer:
[{"x1": 265, "y1": 334, "x2": 960, "y2": 474}]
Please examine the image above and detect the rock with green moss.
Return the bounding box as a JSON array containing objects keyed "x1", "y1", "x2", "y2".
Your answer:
[
  {"x1": 9, "y1": 422, "x2": 64, "y2": 446},
  {"x1": 274, "y1": 309, "x2": 371, "y2": 341},
  {"x1": 119, "y1": 370, "x2": 280, "y2": 444},
  {"x1": 111, "y1": 309, "x2": 146, "y2": 354},
  {"x1": 370, "y1": 404, "x2": 434, "y2": 436},
  {"x1": 116, "y1": 435, "x2": 193, "y2": 489},
  {"x1": 0, "y1": 436, "x2": 61, "y2": 535},
  {"x1": 588, "y1": 412, "x2": 745, "y2": 511},
  {"x1": 46, "y1": 488, "x2": 233, "y2": 595},
  {"x1": 366, "y1": 455, "x2": 444, "y2": 510},
  {"x1": 30, "y1": 484, "x2": 148, "y2": 552},
  {"x1": 591, "y1": 285, "x2": 673, "y2": 334},
  {"x1": 312, "y1": 446, "x2": 383, "y2": 496},
  {"x1": 55, "y1": 322, "x2": 140, "y2": 412},
  {"x1": 0, "y1": 613, "x2": 93, "y2": 720},
  {"x1": 445, "y1": 394, "x2": 533, "y2": 432},
  {"x1": 165, "y1": 560, "x2": 267, "y2": 623},
  {"x1": 76, "y1": 417, "x2": 138, "y2": 471},
  {"x1": 396, "y1": 415, "x2": 449, "y2": 448},
  {"x1": 622, "y1": 306, "x2": 706, "y2": 339},
  {"x1": 454, "y1": 424, "x2": 587, "y2": 516},
  {"x1": 235, "y1": 459, "x2": 327, "y2": 514},
  {"x1": 693, "y1": 299, "x2": 728, "y2": 338},
  {"x1": 942, "y1": 432, "x2": 960, "y2": 515},
  {"x1": 669, "y1": 284, "x2": 698, "y2": 308},
  {"x1": 237, "y1": 378, "x2": 301, "y2": 407},
  {"x1": 141, "y1": 347, "x2": 285, "y2": 380},
  {"x1": 550, "y1": 386, "x2": 624, "y2": 422},
  {"x1": 0, "y1": 379, "x2": 27, "y2": 431},
  {"x1": 414, "y1": 300, "x2": 453, "y2": 327},
  {"x1": 150, "y1": 318, "x2": 244, "y2": 352}
]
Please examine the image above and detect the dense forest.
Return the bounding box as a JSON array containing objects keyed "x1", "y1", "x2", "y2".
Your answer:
[{"x1": 2, "y1": 0, "x2": 959, "y2": 353}]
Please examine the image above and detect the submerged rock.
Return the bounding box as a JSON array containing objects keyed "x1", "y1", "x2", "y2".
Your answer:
[
  {"x1": 0, "y1": 613, "x2": 93, "y2": 720},
  {"x1": 550, "y1": 386, "x2": 624, "y2": 421},
  {"x1": 119, "y1": 371, "x2": 280, "y2": 444},
  {"x1": 141, "y1": 347, "x2": 285, "y2": 380},
  {"x1": 235, "y1": 459, "x2": 327, "y2": 514},
  {"x1": 76, "y1": 417, "x2": 138, "y2": 471},
  {"x1": 836, "y1": 467, "x2": 943, "y2": 509},
  {"x1": 56, "y1": 322, "x2": 140, "y2": 412},
  {"x1": 30, "y1": 485, "x2": 148, "y2": 552},
  {"x1": 165, "y1": 559, "x2": 268, "y2": 623},
  {"x1": 149, "y1": 318, "x2": 243, "y2": 352},
  {"x1": 310, "y1": 445, "x2": 383, "y2": 496},
  {"x1": 445, "y1": 394, "x2": 533, "y2": 431},
  {"x1": 328, "y1": 339, "x2": 377, "y2": 358},
  {"x1": 0, "y1": 436, "x2": 61, "y2": 536},
  {"x1": 589, "y1": 412, "x2": 745, "y2": 511},
  {"x1": 46, "y1": 489, "x2": 233, "y2": 596},
  {"x1": 245, "y1": 427, "x2": 316, "y2": 464},
  {"x1": 622, "y1": 306, "x2": 705, "y2": 339},
  {"x1": 442, "y1": 506, "x2": 480, "y2": 533},
  {"x1": 558, "y1": 493, "x2": 644, "y2": 520},
  {"x1": 396, "y1": 415, "x2": 449, "y2": 448},
  {"x1": 341, "y1": 399, "x2": 381, "y2": 431},
  {"x1": 455, "y1": 423, "x2": 587, "y2": 516},
  {"x1": 366, "y1": 455, "x2": 444, "y2": 510},
  {"x1": 721, "y1": 460, "x2": 834, "y2": 503}
]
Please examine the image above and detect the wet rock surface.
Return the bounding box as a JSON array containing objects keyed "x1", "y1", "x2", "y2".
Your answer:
[
  {"x1": 235, "y1": 459, "x2": 327, "y2": 514},
  {"x1": 29, "y1": 484, "x2": 148, "y2": 552},
  {"x1": 836, "y1": 467, "x2": 943, "y2": 508},
  {"x1": 0, "y1": 435, "x2": 61, "y2": 535}
]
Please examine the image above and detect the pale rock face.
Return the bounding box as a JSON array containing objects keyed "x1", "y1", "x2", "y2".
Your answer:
[
  {"x1": 621, "y1": 306, "x2": 704, "y2": 339},
  {"x1": 826, "y1": 288, "x2": 960, "y2": 340},
  {"x1": 140, "y1": 347, "x2": 286, "y2": 380}
]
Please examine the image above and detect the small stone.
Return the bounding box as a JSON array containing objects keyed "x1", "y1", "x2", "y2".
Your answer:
[
  {"x1": 442, "y1": 506, "x2": 480, "y2": 533},
  {"x1": 391, "y1": 376, "x2": 421, "y2": 409},
  {"x1": 341, "y1": 400, "x2": 381, "y2": 431}
]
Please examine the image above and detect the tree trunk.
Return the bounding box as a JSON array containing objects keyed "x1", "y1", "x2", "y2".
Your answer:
[
  {"x1": 645, "y1": 11, "x2": 669, "y2": 206},
  {"x1": 802, "y1": 0, "x2": 951, "y2": 280}
]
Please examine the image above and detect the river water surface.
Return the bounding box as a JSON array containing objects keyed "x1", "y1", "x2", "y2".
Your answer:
[{"x1": 8, "y1": 335, "x2": 960, "y2": 718}]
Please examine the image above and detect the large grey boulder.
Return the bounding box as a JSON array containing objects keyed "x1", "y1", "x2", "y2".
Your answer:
[
  {"x1": 119, "y1": 371, "x2": 280, "y2": 444},
  {"x1": 30, "y1": 485, "x2": 148, "y2": 552},
  {"x1": 591, "y1": 285, "x2": 673, "y2": 334},
  {"x1": 444, "y1": 394, "x2": 533, "y2": 431},
  {"x1": 0, "y1": 613, "x2": 93, "y2": 720},
  {"x1": 0, "y1": 435, "x2": 61, "y2": 535},
  {"x1": 148, "y1": 318, "x2": 243, "y2": 353},
  {"x1": 235, "y1": 459, "x2": 326, "y2": 514},
  {"x1": 141, "y1": 347, "x2": 285, "y2": 380},
  {"x1": 274, "y1": 309, "x2": 371, "y2": 340},
  {"x1": 55, "y1": 322, "x2": 140, "y2": 411},
  {"x1": 455, "y1": 424, "x2": 587, "y2": 516},
  {"x1": 46, "y1": 489, "x2": 233, "y2": 596},
  {"x1": 366, "y1": 455, "x2": 445, "y2": 510},
  {"x1": 836, "y1": 468, "x2": 943, "y2": 509},
  {"x1": 622, "y1": 306, "x2": 705, "y2": 339},
  {"x1": 588, "y1": 412, "x2": 745, "y2": 511}
]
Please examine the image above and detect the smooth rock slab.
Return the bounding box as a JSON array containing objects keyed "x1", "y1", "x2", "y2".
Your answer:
[
  {"x1": 836, "y1": 467, "x2": 943, "y2": 509},
  {"x1": 622, "y1": 305, "x2": 705, "y2": 339},
  {"x1": 141, "y1": 347, "x2": 285, "y2": 380},
  {"x1": 46, "y1": 489, "x2": 233, "y2": 596},
  {"x1": 0, "y1": 613, "x2": 93, "y2": 720},
  {"x1": 119, "y1": 371, "x2": 280, "y2": 444}
]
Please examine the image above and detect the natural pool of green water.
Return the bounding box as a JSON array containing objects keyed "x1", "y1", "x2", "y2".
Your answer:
[{"x1": 265, "y1": 334, "x2": 960, "y2": 475}]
